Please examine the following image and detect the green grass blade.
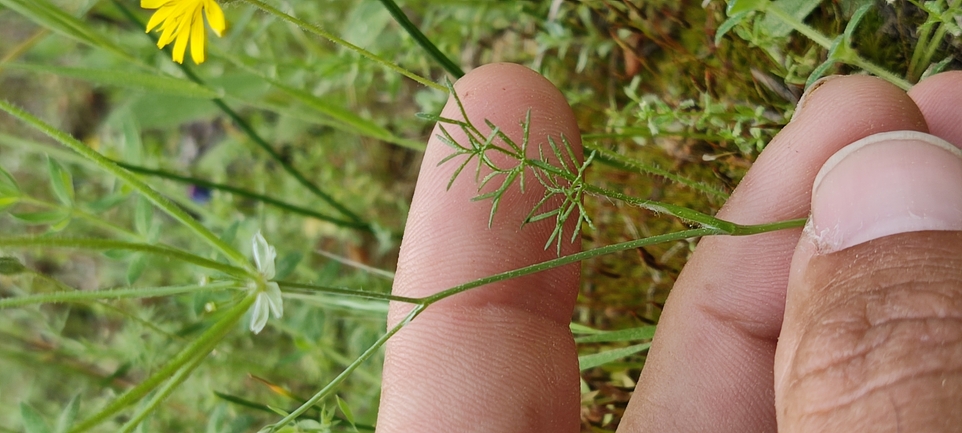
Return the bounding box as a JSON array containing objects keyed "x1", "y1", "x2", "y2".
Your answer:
[
  {"x1": 69, "y1": 292, "x2": 257, "y2": 433},
  {"x1": 222, "y1": 55, "x2": 412, "y2": 148},
  {"x1": 0, "y1": 281, "x2": 239, "y2": 309},
  {"x1": 0, "y1": 99, "x2": 252, "y2": 271},
  {"x1": 6, "y1": 64, "x2": 222, "y2": 99},
  {"x1": 374, "y1": 0, "x2": 464, "y2": 78},
  {"x1": 0, "y1": 0, "x2": 130, "y2": 60},
  {"x1": 574, "y1": 326, "x2": 657, "y2": 344},
  {"x1": 578, "y1": 343, "x2": 651, "y2": 371},
  {"x1": 239, "y1": 0, "x2": 445, "y2": 92},
  {"x1": 0, "y1": 236, "x2": 248, "y2": 277}
]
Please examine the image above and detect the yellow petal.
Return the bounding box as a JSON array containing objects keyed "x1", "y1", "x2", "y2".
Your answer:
[
  {"x1": 141, "y1": 0, "x2": 170, "y2": 9},
  {"x1": 204, "y1": 0, "x2": 226, "y2": 37},
  {"x1": 156, "y1": 16, "x2": 179, "y2": 47},
  {"x1": 189, "y1": 8, "x2": 207, "y2": 64},
  {"x1": 170, "y1": 15, "x2": 192, "y2": 63},
  {"x1": 145, "y1": 6, "x2": 173, "y2": 33}
]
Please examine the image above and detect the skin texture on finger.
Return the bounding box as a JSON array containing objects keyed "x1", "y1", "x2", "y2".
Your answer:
[
  {"x1": 377, "y1": 63, "x2": 583, "y2": 432},
  {"x1": 775, "y1": 72, "x2": 962, "y2": 432},
  {"x1": 909, "y1": 71, "x2": 962, "y2": 146},
  {"x1": 619, "y1": 76, "x2": 928, "y2": 432},
  {"x1": 776, "y1": 232, "x2": 962, "y2": 432}
]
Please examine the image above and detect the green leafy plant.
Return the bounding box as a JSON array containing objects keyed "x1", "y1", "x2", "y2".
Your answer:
[{"x1": 0, "y1": 0, "x2": 958, "y2": 431}]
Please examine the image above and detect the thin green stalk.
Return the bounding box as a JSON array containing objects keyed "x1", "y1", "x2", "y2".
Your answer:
[
  {"x1": 523, "y1": 157, "x2": 737, "y2": 231},
  {"x1": 846, "y1": 55, "x2": 913, "y2": 90},
  {"x1": 208, "y1": 97, "x2": 367, "y2": 224},
  {"x1": 0, "y1": 131, "x2": 226, "y2": 230},
  {"x1": 112, "y1": 0, "x2": 367, "y2": 226},
  {"x1": 16, "y1": 196, "x2": 141, "y2": 239},
  {"x1": 583, "y1": 130, "x2": 736, "y2": 142},
  {"x1": 908, "y1": 10, "x2": 936, "y2": 81},
  {"x1": 276, "y1": 280, "x2": 422, "y2": 304},
  {"x1": 117, "y1": 344, "x2": 210, "y2": 433},
  {"x1": 916, "y1": 23, "x2": 950, "y2": 79},
  {"x1": 375, "y1": 0, "x2": 464, "y2": 78},
  {"x1": 730, "y1": 217, "x2": 808, "y2": 235},
  {"x1": 422, "y1": 228, "x2": 715, "y2": 304},
  {"x1": 761, "y1": 3, "x2": 832, "y2": 47},
  {"x1": 0, "y1": 100, "x2": 252, "y2": 271},
  {"x1": 239, "y1": 0, "x2": 446, "y2": 92},
  {"x1": 419, "y1": 220, "x2": 806, "y2": 306},
  {"x1": 69, "y1": 292, "x2": 257, "y2": 433},
  {"x1": 763, "y1": 2, "x2": 912, "y2": 90},
  {"x1": 0, "y1": 236, "x2": 248, "y2": 277},
  {"x1": 583, "y1": 142, "x2": 730, "y2": 200},
  {"x1": 114, "y1": 162, "x2": 372, "y2": 232},
  {"x1": 0, "y1": 281, "x2": 239, "y2": 309},
  {"x1": 268, "y1": 303, "x2": 426, "y2": 431}
]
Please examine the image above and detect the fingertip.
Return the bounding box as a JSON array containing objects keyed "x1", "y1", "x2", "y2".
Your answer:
[
  {"x1": 379, "y1": 63, "x2": 583, "y2": 432},
  {"x1": 395, "y1": 62, "x2": 582, "y2": 319},
  {"x1": 908, "y1": 71, "x2": 962, "y2": 147}
]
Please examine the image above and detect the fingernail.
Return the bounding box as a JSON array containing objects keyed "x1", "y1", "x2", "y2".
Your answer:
[
  {"x1": 810, "y1": 131, "x2": 962, "y2": 252},
  {"x1": 790, "y1": 75, "x2": 843, "y2": 123}
]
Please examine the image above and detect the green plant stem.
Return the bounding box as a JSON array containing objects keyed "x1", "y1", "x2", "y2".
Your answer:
[
  {"x1": 238, "y1": 0, "x2": 446, "y2": 92},
  {"x1": 908, "y1": 13, "x2": 936, "y2": 81},
  {"x1": 917, "y1": 22, "x2": 950, "y2": 78},
  {"x1": 0, "y1": 281, "x2": 239, "y2": 309},
  {"x1": 846, "y1": 56, "x2": 913, "y2": 90},
  {"x1": 420, "y1": 220, "x2": 803, "y2": 305},
  {"x1": 421, "y1": 228, "x2": 712, "y2": 304},
  {"x1": 276, "y1": 280, "x2": 421, "y2": 304},
  {"x1": 0, "y1": 100, "x2": 252, "y2": 271},
  {"x1": 114, "y1": 162, "x2": 372, "y2": 232},
  {"x1": 117, "y1": 344, "x2": 210, "y2": 433},
  {"x1": 268, "y1": 303, "x2": 426, "y2": 431},
  {"x1": 112, "y1": 0, "x2": 367, "y2": 226},
  {"x1": 763, "y1": 2, "x2": 912, "y2": 90},
  {"x1": 583, "y1": 142, "x2": 730, "y2": 200},
  {"x1": 375, "y1": 0, "x2": 464, "y2": 78},
  {"x1": 16, "y1": 196, "x2": 141, "y2": 239},
  {"x1": 208, "y1": 97, "x2": 367, "y2": 224},
  {"x1": 69, "y1": 292, "x2": 258, "y2": 433},
  {"x1": 0, "y1": 236, "x2": 248, "y2": 277},
  {"x1": 761, "y1": 3, "x2": 832, "y2": 47}
]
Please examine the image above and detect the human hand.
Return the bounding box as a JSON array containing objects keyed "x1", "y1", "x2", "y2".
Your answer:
[{"x1": 375, "y1": 63, "x2": 962, "y2": 432}]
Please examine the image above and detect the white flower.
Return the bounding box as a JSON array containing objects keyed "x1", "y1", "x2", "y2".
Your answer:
[
  {"x1": 252, "y1": 230, "x2": 276, "y2": 279},
  {"x1": 249, "y1": 231, "x2": 284, "y2": 334}
]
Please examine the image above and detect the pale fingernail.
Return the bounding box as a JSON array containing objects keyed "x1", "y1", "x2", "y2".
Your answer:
[
  {"x1": 810, "y1": 131, "x2": 962, "y2": 252},
  {"x1": 790, "y1": 75, "x2": 843, "y2": 123}
]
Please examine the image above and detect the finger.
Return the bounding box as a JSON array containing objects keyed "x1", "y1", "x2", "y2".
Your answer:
[
  {"x1": 775, "y1": 130, "x2": 962, "y2": 431},
  {"x1": 909, "y1": 71, "x2": 962, "y2": 145},
  {"x1": 619, "y1": 76, "x2": 928, "y2": 432},
  {"x1": 377, "y1": 63, "x2": 583, "y2": 432}
]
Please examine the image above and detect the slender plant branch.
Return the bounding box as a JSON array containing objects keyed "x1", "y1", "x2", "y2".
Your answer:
[
  {"x1": 69, "y1": 292, "x2": 258, "y2": 433},
  {"x1": 268, "y1": 303, "x2": 426, "y2": 431},
  {"x1": 15, "y1": 196, "x2": 142, "y2": 239},
  {"x1": 0, "y1": 281, "x2": 240, "y2": 309},
  {"x1": 0, "y1": 100, "x2": 252, "y2": 271},
  {"x1": 276, "y1": 280, "x2": 420, "y2": 304},
  {"x1": 420, "y1": 228, "x2": 713, "y2": 304},
  {"x1": 113, "y1": 162, "x2": 373, "y2": 232},
  {"x1": 0, "y1": 236, "x2": 249, "y2": 277},
  {"x1": 761, "y1": 2, "x2": 912, "y2": 90},
  {"x1": 582, "y1": 142, "x2": 730, "y2": 200},
  {"x1": 117, "y1": 345, "x2": 210, "y2": 433},
  {"x1": 238, "y1": 0, "x2": 446, "y2": 92},
  {"x1": 375, "y1": 0, "x2": 464, "y2": 78}
]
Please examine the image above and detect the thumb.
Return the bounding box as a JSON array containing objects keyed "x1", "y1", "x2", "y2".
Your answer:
[{"x1": 775, "y1": 131, "x2": 962, "y2": 431}]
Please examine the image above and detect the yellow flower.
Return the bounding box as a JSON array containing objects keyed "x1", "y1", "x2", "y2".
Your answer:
[{"x1": 142, "y1": 0, "x2": 226, "y2": 65}]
